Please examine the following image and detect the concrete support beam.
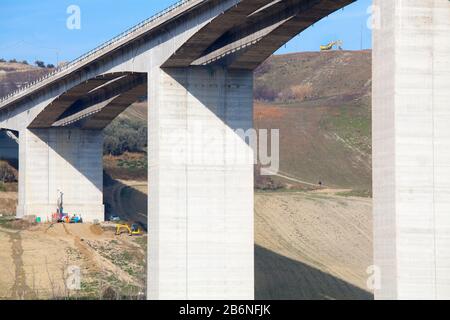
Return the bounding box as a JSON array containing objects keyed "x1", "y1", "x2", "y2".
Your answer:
[
  {"x1": 54, "y1": 83, "x2": 147, "y2": 130},
  {"x1": 17, "y1": 128, "x2": 104, "y2": 222},
  {"x1": 29, "y1": 73, "x2": 124, "y2": 128},
  {"x1": 373, "y1": 0, "x2": 450, "y2": 300},
  {"x1": 148, "y1": 66, "x2": 254, "y2": 299},
  {"x1": 30, "y1": 73, "x2": 146, "y2": 129},
  {"x1": 163, "y1": 0, "x2": 271, "y2": 67},
  {"x1": 215, "y1": 0, "x2": 355, "y2": 70}
]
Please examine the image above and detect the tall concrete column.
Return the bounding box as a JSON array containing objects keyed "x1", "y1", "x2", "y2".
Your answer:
[
  {"x1": 148, "y1": 66, "x2": 254, "y2": 300},
  {"x1": 17, "y1": 128, "x2": 104, "y2": 222},
  {"x1": 373, "y1": 0, "x2": 450, "y2": 299}
]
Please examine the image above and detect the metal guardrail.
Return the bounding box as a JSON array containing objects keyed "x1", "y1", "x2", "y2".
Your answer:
[{"x1": 0, "y1": 0, "x2": 193, "y2": 105}]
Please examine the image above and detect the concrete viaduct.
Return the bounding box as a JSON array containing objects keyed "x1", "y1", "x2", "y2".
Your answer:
[{"x1": 0, "y1": 0, "x2": 449, "y2": 300}]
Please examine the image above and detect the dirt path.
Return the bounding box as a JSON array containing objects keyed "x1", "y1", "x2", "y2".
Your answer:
[
  {"x1": 0, "y1": 229, "x2": 14, "y2": 297},
  {"x1": 0, "y1": 227, "x2": 36, "y2": 299},
  {"x1": 263, "y1": 170, "x2": 325, "y2": 187},
  {"x1": 9, "y1": 231, "x2": 36, "y2": 299},
  {"x1": 0, "y1": 225, "x2": 71, "y2": 299},
  {"x1": 61, "y1": 224, "x2": 138, "y2": 286}
]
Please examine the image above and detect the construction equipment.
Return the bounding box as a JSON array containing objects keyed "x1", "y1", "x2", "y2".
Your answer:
[
  {"x1": 57, "y1": 191, "x2": 64, "y2": 215},
  {"x1": 70, "y1": 215, "x2": 83, "y2": 224},
  {"x1": 109, "y1": 215, "x2": 121, "y2": 222},
  {"x1": 55, "y1": 214, "x2": 82, "y2": 224},
  {"x1": 320, "y1": 40, "x2": 343, "y2": 51},
  {"x1": 116, "y1": 223, "x2": 142, "y2": 236}
]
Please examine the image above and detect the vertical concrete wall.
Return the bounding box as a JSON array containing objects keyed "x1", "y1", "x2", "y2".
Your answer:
[
  {"x1": 17, "y1": 128, "x2": 104, "y2": 222},
  {"x1": 373, "y1": 0, "x2": 397, "y2": 300},
  {"x1": 374, "y1": 0, "x2": 450, "y2": 299},
  {"x1": 148, "y1": 66, "x2": 254, "y2": 300}
]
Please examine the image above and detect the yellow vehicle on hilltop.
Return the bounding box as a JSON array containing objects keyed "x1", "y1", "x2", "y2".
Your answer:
[{"x1": 320, "y1": 40, "x2": 343, "y2": 51}]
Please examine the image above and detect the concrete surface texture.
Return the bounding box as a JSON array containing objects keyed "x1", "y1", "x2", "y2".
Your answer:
[
  {"x1": 148, "y1": 67, "x2": 254, "y2": 299},
  {"x1": 373, "y1": 0, "x2": 450, "y2": 299},
  {"x1": 16, "y1": 128, "x2": 104, "y2": 222}
]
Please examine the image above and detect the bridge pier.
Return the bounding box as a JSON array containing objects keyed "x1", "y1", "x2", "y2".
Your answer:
[
  {"x1": 374, "y1": 0, "x2": 450, "y2": 299},
  {"x1": 17, "y1": 128, "x2": 104, "y2": 222},
  {"x1": 148, "y1": 67, "x2": 255, "y2": 300}
]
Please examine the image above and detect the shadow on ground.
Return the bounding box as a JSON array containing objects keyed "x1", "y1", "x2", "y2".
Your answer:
[
  {"x1": 103, "y1": 171, "x2": 372, "y2": 300},
  {"x1": 255, "y1": 245, "x2": 373, "y2": 300},
  {"x1": 103, "y1": 172, "x2": 148, "y2": 231}
]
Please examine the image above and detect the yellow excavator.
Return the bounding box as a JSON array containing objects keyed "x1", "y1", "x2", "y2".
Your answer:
[
  {"x1": 320, "y1": 40, "x2": 343, "y2": 51},
  {"x1": 115, "y1": 223, "x2": 142, "y2": 236}
]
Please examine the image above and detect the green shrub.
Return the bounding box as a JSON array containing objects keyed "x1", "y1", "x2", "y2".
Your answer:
[
  {"x1": 35, "y1": 60, "x2": 45, "y2": 68},
  {"x1": 104, "y1": 118, "x2": 147, "y2": 156}
]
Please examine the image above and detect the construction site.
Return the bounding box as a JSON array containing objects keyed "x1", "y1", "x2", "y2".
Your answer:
[
  {"x1": 1, "y1": 0, "x2": 449, "y2": 301},
  {"x1": 1, "y1": 48, "x2": 373, "y2": 300}
]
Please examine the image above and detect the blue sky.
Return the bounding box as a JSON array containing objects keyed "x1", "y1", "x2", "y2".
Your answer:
[{"x1": 0, "y1": 0, "x2": 372, "y2": 65}]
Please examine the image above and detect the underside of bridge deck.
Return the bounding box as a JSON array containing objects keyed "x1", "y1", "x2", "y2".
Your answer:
[
  {"x1": 0, "y1": 0, "x2": 359, "y2": 301},
  {"x1": 164, "y1": 0, "x2": 355, "y2": 69},
  {"x1": 30, "y1": 72, "x2": 147, "y2": 130},
  {"x1": 8, "y1": 0, "x2": 450, "y2": 301}
]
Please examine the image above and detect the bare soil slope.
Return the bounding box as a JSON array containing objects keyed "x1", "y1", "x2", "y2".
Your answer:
[
  {"x1": 102, "y1": 181, "x2": 373, "y2": 300},
  {"x1": 0, "y1": 62, "x2": 49, "y2": 97},
  {"x1": 121, "y1": 101, "x2": 147, "y2": 122},
  {"x1": 0, "y1": 221, "x2": 147, "y2": 299},
  {"x1": 255, "y1": 191, "x2": 373, "y2": 300}
]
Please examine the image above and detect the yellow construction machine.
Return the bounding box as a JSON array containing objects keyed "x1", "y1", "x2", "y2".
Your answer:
[
  {"x1": 115, "y1": 223, "x2": 142, "y2": 236},
  {"x1": 320, "y1": 40, "x2": 343, "y2": 51}
]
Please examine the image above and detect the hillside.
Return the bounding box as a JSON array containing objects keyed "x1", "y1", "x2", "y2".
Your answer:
[
  {"x1": 119, "y1": 50, "x2": 372, "y2": 191},
  {"x1": 255, "y1": 191, "x2": 372, "y2": 300},
  {"x1": 120, "y1": 102, "x2": 147, "y2": 121},
  {"x1": 0, "y1": 62, "x2": 49, "y2": 98},
  {"x1": 254, "y1": 50, "x2": 372, "y2": 191},
  {"x1": 0, "y1": 51, "x2": 372, "y2": 192},
  {"x1": 254, "y1": 50, "x2": 371, "y2": 103}
]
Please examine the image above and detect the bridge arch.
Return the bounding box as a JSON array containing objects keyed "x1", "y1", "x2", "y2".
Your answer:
[
  {"x1": 0, "y1": 0, "x2": 448, "y2": 300},
  {"x1": 0, "y1": 0, "x2": 361, "y2": 301},
  {"x1": 30, "y1": 72, "x2": 147, "y2": 130}
]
